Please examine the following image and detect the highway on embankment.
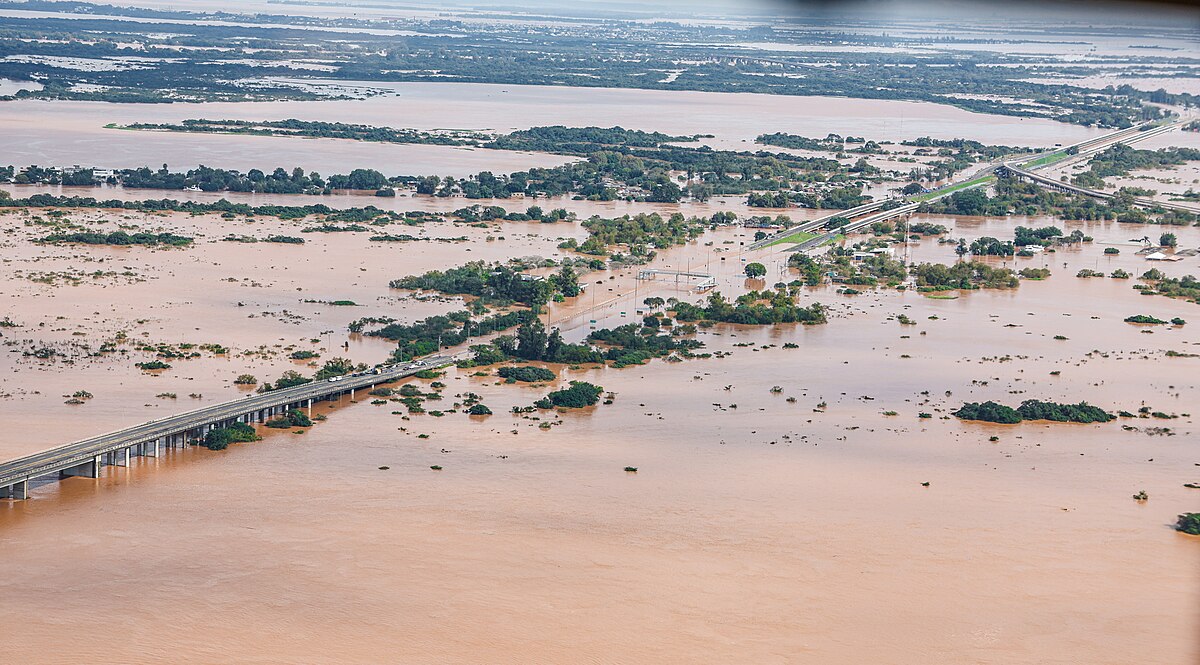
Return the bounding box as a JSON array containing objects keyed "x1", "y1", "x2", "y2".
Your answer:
[{"x1": 752, "y1": 119, "x2": 1187, "y2": 256}]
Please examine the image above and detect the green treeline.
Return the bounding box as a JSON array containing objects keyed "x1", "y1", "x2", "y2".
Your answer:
[
  {"x1": 37, "y1": 230, "x2": 193, "y2": 246},
  {"x1": 0, "y1": 191, "x2": 412, "y2": 221},
  {"x1": 756, "y1": 133, "x2": 868, "y2": 152},
  {"x1": 746, "y1": 185, "x2": 868, "y2": 209},
  {"x1": 123, "y1": 118, "x2": 486, "y2": 146},
  {"x1": 485, "y1": 125, "x2": 697, "y2": 152}
]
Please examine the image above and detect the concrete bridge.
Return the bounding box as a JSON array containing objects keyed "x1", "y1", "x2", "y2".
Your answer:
[{"x1": 0, "y1": 355, "x2": 456, "y2": 500}]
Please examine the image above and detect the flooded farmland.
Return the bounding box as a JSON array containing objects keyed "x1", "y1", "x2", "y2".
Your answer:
[
  {"x1": 0, "y1": 0, "x2": 1198, "y2": 661},
  {"x1": 0, "y1": 201, "x2": 1197, "y2": 663}
]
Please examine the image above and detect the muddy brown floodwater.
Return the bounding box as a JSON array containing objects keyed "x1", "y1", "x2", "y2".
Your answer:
[{"x1": 0, "y1": 201, "x2": 1197, "y2": 663}]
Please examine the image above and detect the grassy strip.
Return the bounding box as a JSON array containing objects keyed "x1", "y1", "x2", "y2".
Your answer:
[
  {"x1": 912, "y1": 175, "x2": 996, "y2": 202},
  {"x1": 766, "y1": 230, "x2": 818, "y2": 247},
  {"x1": 1020, "y1": 152, "x2": 1069, "y2": 169}
]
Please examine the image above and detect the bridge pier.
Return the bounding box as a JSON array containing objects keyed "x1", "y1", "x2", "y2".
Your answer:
[
  {"x1": 137, "y1": 439, "x2": 160, "y2": 458},
  {"x1": 2, "y1": 479, "x2": 29, "y2": 500},
  {"x1": 61, "y1": 455, "x2": 102, "y2": 478},
  {"x1": 107, "y1": 447, "x2": 131, "y2": 467}
]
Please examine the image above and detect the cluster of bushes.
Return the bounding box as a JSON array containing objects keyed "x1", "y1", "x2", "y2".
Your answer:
[
  {"x1": 369, "y1": 309, "x2": 533, "y2": 361},
  {"x1": 1124, "y1": 314, "x2": 1168, "y2": 324},
  {"x1": 954, "y1": 400, "x2": 1114, "y2": 424},
  {"x1": 460, "y1": 315, "x2": 703, "y2": 371},
  {"x1": 576, "y1": 212, "x2": 708, "y2": 254},
  {"x1": 908, "y1": 222, "x2": 948, "y2": 235},
  {"x1": 912, "y1": 262, "x2": 1018, "y2": 291},
  {"x1": 671, "y1": 290, "x2": 826, "y2": 325},
  {"x1": 465, "y1": 319, "x2": 606, "y2": 366},
  {"x1": 259, "y1": 370, "x2": 311, "y2": 392},
  {"x1": 390, "y1": 261, "x2": 581, "y2": 306},
  {"x1": 202, "y1": 422, "x2": 260, "y2": 451},
  {"x1": 1137, "y1": 271, "x2": 1200, "y2": 304},
  {"x1": 587, "y1": 322, "x2": 704, "y2": 367},
  {"x1": 265, "y1": 409, "x2": 313, "y2": 429},
  {"x1": 497, "y1": 366, "x2": 557, "y2": 383},
  {"x1": 1177, "y1": 513, "x2": 1200, "y2": 536},
  {"x1": 1013, "y1": 225, "x2": 1062, "y2": 247},
  {"x1": 534, "y1": 381, "x2": 604, "y2": 409},
  {"x1": 968, "y1": 236, "x2": 1014, "y2": 256}
]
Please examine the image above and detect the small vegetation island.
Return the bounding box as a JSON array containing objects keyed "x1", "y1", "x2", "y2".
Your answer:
[
  {"x1": 497, "y1": 366, "x2": 557, "y2": 383},
  {"x1": 953, "y1": 400, "x2": 1115, "y2": 424},
  {"x1": 533, "y1": 381, "x2": 605, "y2": 410},
  {"x1": 1177, "y1": 514, "x2": 1200, "y2": 536}
]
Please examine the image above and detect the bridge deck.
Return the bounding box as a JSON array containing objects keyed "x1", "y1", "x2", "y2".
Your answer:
[{"x1": 0, "y1": 356, "x2": 455, "y2": 493}]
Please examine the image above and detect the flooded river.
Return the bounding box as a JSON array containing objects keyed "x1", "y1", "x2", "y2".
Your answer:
[{"x1": 0, "y1": 200, "x2": 1197, "y2": 663}]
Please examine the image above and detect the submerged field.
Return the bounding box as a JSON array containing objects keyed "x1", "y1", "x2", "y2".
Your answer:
[
  {"x1": 0, "y1": 196, "x2": 1197, "y2": 663},
  {"x1": 1, "y1": 4, "x2": 1198, "y2": 657}
]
